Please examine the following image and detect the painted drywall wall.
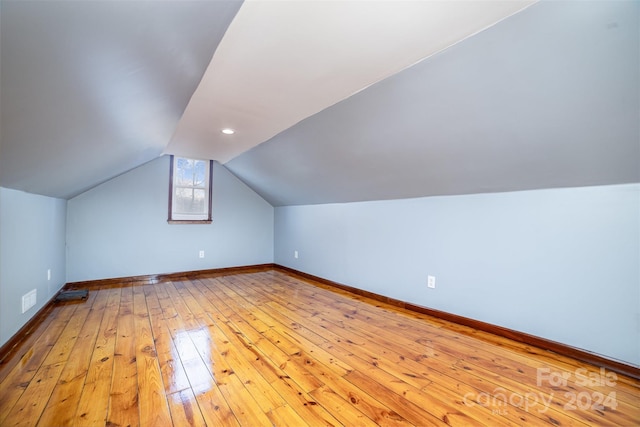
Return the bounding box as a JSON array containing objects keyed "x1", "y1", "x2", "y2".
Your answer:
[
  {"x1": 66, "y1": 156, "x2": 273, "y2": 282},
  {"x1": 275, "y1": 184, "x2": 640, "y2": 366},
  {"x1": 0, "y1": 187, "x2": 67, "y2": 347}
]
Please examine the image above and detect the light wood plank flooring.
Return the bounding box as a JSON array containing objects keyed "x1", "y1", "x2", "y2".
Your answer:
[{"x1": 1, "y1": 269, "x2": 638, "y2": 426}]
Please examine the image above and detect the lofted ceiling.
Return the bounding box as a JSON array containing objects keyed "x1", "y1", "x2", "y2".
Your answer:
[{"x1": 1, "y1": 0, "x2": 638, "y2": 205}]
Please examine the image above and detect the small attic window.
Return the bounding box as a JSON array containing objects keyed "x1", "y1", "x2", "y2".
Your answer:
[{"x1": 168, "y1": 155, "x2": 213, "y2": 224}]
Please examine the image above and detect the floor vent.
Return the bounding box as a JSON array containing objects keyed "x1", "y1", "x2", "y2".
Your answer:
[{"x1": 55, "y1": 289, "x2": 89, "y2": 302}]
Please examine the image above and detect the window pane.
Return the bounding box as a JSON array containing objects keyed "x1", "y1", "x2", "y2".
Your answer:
[
  {"x1": 193, "y1": 161, "x2": 206, "y2": 187},
  {"x1": 192, "y1": 188, "x2": 206, "y2": 212},
  {"x1": 175, "y1": 158, "x2": 195, "y2": 186},
  {"x1": 174, "y1": 187, "x2": 194, "y2": 213}
]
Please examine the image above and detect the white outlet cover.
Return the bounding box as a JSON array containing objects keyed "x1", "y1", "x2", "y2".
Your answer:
[{"x1": 427, "y1": 276, "x2": 436, "y2": 288}]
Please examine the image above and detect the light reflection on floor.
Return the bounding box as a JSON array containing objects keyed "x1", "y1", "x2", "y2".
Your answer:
[{"x1": 171, "y1": 328, "x2": 214, "y2": 398}]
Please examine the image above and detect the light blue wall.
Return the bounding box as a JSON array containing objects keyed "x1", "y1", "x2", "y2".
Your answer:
[
  {"x1": 275, "y1": 184, "x2": 640, "y2": 366},
  {"x1": 0, "y1": 187, "x2": 67, "y2": 347},
  {"x1": 66, "y1": 156, "x2": 274, "y2": 282}
]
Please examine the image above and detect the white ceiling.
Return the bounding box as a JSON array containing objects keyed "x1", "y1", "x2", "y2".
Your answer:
[
  {"x1": 1, "y1": 0, "x2": 638, "y2": 205},
  {"x1": 165, "y1": 0, "x2": 535, "y2": 163}
]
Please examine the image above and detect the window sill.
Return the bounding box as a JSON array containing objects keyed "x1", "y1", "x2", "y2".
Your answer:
[{"x1": 167, "y1": 220, "x2": 212, "y2": 225}]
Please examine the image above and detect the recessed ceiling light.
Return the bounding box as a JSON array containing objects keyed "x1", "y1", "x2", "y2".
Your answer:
[{"x1": 221, "y1": 128, "x2": 235, "y2": 135}]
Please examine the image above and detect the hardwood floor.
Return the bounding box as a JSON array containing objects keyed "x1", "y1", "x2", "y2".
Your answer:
[{"x1": 0, "y1": 269, "x2": 638, "y2": 426}]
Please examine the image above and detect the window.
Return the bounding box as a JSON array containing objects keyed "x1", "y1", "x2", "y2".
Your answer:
[{"x1": 168, "y1": 155, "x2": 213, "y2": 224}]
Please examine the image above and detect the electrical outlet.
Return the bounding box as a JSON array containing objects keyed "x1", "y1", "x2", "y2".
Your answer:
[
  {"x1": 427, "y1": 275, "x2": 436, "y2": 289},
  {"x1": 199, "y1": 250, "x2": 205, "y2": 258},
  {"x1": 47, "y1": 269, "x2": 51, "y2": 281},
  {"x1": 294, "y1": 250, "x2": 299, "y2": 259}
]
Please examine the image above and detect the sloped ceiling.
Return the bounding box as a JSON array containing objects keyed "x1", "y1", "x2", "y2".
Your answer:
[
  {"x1": 1, "y1": 0, "x2": 638, "y2": 205},
  {"x1": 0, "y1": 0, "x2": 242, "y2": 198},
  {"x1": 164, "y1": 0, "x2": 535, "y2": 163},
  {"x1": 226, "y1": 0, "x2": 640, "y2": 205}
]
